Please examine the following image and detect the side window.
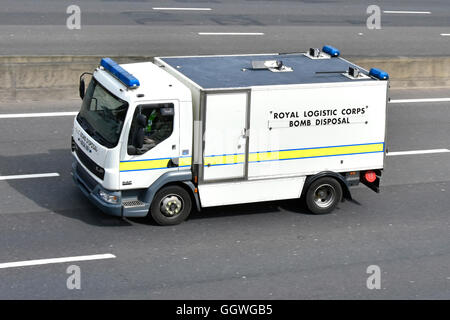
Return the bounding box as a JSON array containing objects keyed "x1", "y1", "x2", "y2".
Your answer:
[{"x1": 128, "y1": 103, "x2": 174, "y2": 155}]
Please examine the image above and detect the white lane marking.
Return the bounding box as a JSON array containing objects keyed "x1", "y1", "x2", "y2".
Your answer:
[
  {"x1": 441, "y1": 34, "x2": 450, "y2": 36},
  {"x1": 153, "y1": 7, "x2": 212, "y2": 11},
  {"x1": 387, "y1": 149, "x2": 450, "y2": 156},
  {"x1": 0, "y1": 254, "x2": 116, "y2": 270},
  {"x1": 0, "y1": 173, "x2": 60, "y2": 181},
  {"x1": 383, "y1": 10, "x2": 431, "y2": 14},
  {"x1": 389, "y1": 98, "x2": 450, "y2": 104},
  {"x1": 198, "y1": 32, "x2": 264, "y2": 35},
  {"x1": 0, "y1": 112, "x2": 78, "y2": 119}
]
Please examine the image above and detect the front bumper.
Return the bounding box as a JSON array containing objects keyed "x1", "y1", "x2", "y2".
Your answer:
[{"x1": 72, "y1": 160, "x2": 123, "y2": 217}]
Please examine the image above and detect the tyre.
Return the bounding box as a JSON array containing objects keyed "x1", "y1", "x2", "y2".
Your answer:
[
  {"x1": 150, "y1": 185, "x2": 192, "y2": 225},
  {"x1": 305, "y1": 177, "x2": 343, "y2": 214}
]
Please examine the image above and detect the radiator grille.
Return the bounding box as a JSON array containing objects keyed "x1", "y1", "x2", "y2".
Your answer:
[{"x1": 75, "y1": 142, "x2": 105, "y2": 180}]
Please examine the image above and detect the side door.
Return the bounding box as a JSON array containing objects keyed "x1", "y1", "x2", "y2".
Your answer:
[
  {"x1": 120, "y1": 101, "x2": 180, "y2": 189},
  {"x1": 202, "y1": 91, "x2": 249, "y2": 181}
]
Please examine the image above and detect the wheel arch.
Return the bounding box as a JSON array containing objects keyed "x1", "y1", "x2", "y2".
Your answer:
[
  {"x1": 143, "y1": 170, "x2": 201, "y2": 212},
  {"x1": 302, "y1": 171, "x2": 352, "y2": 201}
]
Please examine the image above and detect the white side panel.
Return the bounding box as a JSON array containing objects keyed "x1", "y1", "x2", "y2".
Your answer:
[
  {"x1": 248, "y1": 82, "x2": 387, "y2": 178},
  {"x1": 198, "y1": 176, "x2": 305, "y2": 207},
  {"x1": 203, "y1": 92, "x2": 248, "y2": 181}
]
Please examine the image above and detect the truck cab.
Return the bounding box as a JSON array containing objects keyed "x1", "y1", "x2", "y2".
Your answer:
[{"x1": 72, "y1": 58, "x2": 195, "y2": 222}]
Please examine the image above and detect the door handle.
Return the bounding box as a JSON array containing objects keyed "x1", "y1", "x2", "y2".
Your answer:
[{"x1": 241, "y1": 128, "x2": 249, "y2": 138}]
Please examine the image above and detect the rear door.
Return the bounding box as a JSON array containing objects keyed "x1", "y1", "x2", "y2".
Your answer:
[{"x1": 202, "y1": 91, "x2": 249, "y2": 181}]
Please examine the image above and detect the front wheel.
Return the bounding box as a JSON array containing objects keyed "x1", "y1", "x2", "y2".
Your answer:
[
  {"x1": 150, "y1": 185, "x2": 192, "y2": 225},
  {"x1": 305, "y1": 177, "x2": 342, "y2": 214}
]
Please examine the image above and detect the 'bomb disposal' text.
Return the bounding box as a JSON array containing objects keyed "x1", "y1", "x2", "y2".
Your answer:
[{"x1": 272, "y1": 107, "x2": 367, "y2": 127}]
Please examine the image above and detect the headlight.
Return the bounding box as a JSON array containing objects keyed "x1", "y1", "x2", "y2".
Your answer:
[{"x1": 98, "y1": 189, "x2": 119, "y2": 204}]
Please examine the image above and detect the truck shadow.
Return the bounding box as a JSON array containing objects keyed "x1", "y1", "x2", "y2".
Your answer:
[
  {"x1": 189, "y1": 198, "x2": 313, "y2": 221},
  {"x1": 0, "y1": 148, "x2": 132, "y2": 227},
  {"x1": 2, "y1": 148, "x2": 316, "y2": 227}
]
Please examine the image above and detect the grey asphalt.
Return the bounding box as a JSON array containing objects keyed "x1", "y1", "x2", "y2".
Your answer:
[
  {"x1": 1, "y1": 0, "x2": 450, "y2": 56},
  {"x1": 0, "y1": 88, "x2": 448, "y2": 299}
]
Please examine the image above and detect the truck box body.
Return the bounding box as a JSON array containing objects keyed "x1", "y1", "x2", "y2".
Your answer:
[{"x1": 155, "y1": 53, "x2": 387, "y2": 207}]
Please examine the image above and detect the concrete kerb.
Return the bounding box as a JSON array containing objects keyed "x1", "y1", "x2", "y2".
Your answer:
[
  {"x1": 0, "y1": 55, "x2": 449, "y2": 102},
  {"x1": 0, "y1": 56, "x2": 152, "y2": 102}
]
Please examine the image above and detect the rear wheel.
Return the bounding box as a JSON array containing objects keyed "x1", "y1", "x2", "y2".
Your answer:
[
  {"x1": 150, "y1": 185, "x2": 192, "y2": 225},
  {"x1": 305, "y1": 177, "x2": 342, "y2": 214}
]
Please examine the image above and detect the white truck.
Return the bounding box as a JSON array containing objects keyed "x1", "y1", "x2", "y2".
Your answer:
[{"x1": 71, "y1": 45, "x2": 389, "y2": 225}]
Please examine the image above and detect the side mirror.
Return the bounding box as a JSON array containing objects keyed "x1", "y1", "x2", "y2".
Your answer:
[
  {"x1": 134, "y1": 128, "x2": 145, "y2": 148},
  {"x1": 127, "y1": 145, "x2": 137, "y2": 155},
  {"x1": 79, "y1": 72, "x2": 92, "y2": 100},
  {"x1": 79, "y1": 78, "x2": 85, "y2": 100},
  {"x1": 127, "y1": 114, "x2": 147, "y2": 155},
  {"x1": 127, "y1": 128, "x2": 145, "y2": 155},
  {"x1": 137, "y1": 114, "x2": 147, "y2": 127}
]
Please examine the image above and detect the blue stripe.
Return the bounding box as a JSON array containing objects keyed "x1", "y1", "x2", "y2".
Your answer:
[
  {"x1": 249, "y1": 142, "x2": 385, "y2": 154},
  {"x1": 204, "y1": 162, "x2": 245, "y2": 168},
  {"x1": 205, "y1": 152, "x2": 246, "y2": 157},
  {"x1": 205, "y1": 143, "x2": 384, "y2": 158},
  {"x1": 203, "y1": 150, "x2": 384, "y2": 167},
  {"x1": 249, "y1": 150, "x2": 384, "y2": 164}
]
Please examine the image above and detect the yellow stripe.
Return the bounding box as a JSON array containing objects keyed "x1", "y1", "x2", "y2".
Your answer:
[
  {"x1": 120, "y1": 157, "x2": 192, "y2": 171},
  {"x1": 120, "y1": 159, "x2": 170, "y2": 171},
  {"x1": 179, "y1": 157, "x2": 192, "y2": 167},
  {"x1": 205, "y1": 143, "x2": 384, "y2": 166},
  {"x1": 249, "y1": 143, "x2": 384, "y2": 162}
]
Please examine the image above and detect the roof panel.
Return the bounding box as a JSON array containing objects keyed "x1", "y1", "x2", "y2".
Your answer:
[{"x1": 159, "y1": 53, "x2": 374, "y2": 90}]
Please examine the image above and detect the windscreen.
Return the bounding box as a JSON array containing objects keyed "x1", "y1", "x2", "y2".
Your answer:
[{"x1": 77, "y1": 78, "x2": 128, "y2": 148}]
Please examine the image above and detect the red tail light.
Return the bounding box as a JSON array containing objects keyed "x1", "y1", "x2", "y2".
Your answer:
[{"x1": 364, "y1": 170, "x2": 377, "y2": 183}]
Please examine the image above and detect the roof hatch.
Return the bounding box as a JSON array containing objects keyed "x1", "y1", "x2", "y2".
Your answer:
[{"x1": 250, "y1": 60, "x2": 293, "y2": 72}]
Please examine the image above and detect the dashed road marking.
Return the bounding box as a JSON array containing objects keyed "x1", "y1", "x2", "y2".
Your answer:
[
  {"x1": 0, "y1": 254, "x2": 116, "y2": 270},
  {"x1": 383, "y1": 11, "x2": 431, "y2": 14},
  {"x1": 387, "y1": 149, "x2": 450, "y2": 156},
  {"x1": 390, "y1": 98, "x2": 450, "y2": 104},
  {"x1": 0, "y1": 112, "x2": 78, "y2": 119},
  {"x1": 198, "y1": 32, "x2": 265, "y2": 36},
  {"x1": 0, "y1": 173, "x2": 60, "y2": 181},
  {"x1": 153, "y1": 7, "x2": 212, "y2": 11}
]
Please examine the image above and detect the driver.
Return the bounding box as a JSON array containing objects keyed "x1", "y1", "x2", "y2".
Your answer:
[{"x1": 141, "y1": 108, "x2": 172, "y2": 151}]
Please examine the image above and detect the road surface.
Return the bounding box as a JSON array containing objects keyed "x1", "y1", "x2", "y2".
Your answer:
[
  {"x1": 0, "y1": 0, "x2": 450, "y2": 56},
  {"x1": 0, "y1": 88, "x2": 448, "y2": 299}
]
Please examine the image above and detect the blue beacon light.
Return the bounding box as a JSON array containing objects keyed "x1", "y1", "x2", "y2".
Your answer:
[
  {"x1": 369, "y1": 68, "x2": 389, "y2": 80},
  {"x1": 100, "y1": 58, "x2": 140, "y2": 88},
  {"x1": 322, "y1": 45, "x2": 340, "y2": 57}
]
